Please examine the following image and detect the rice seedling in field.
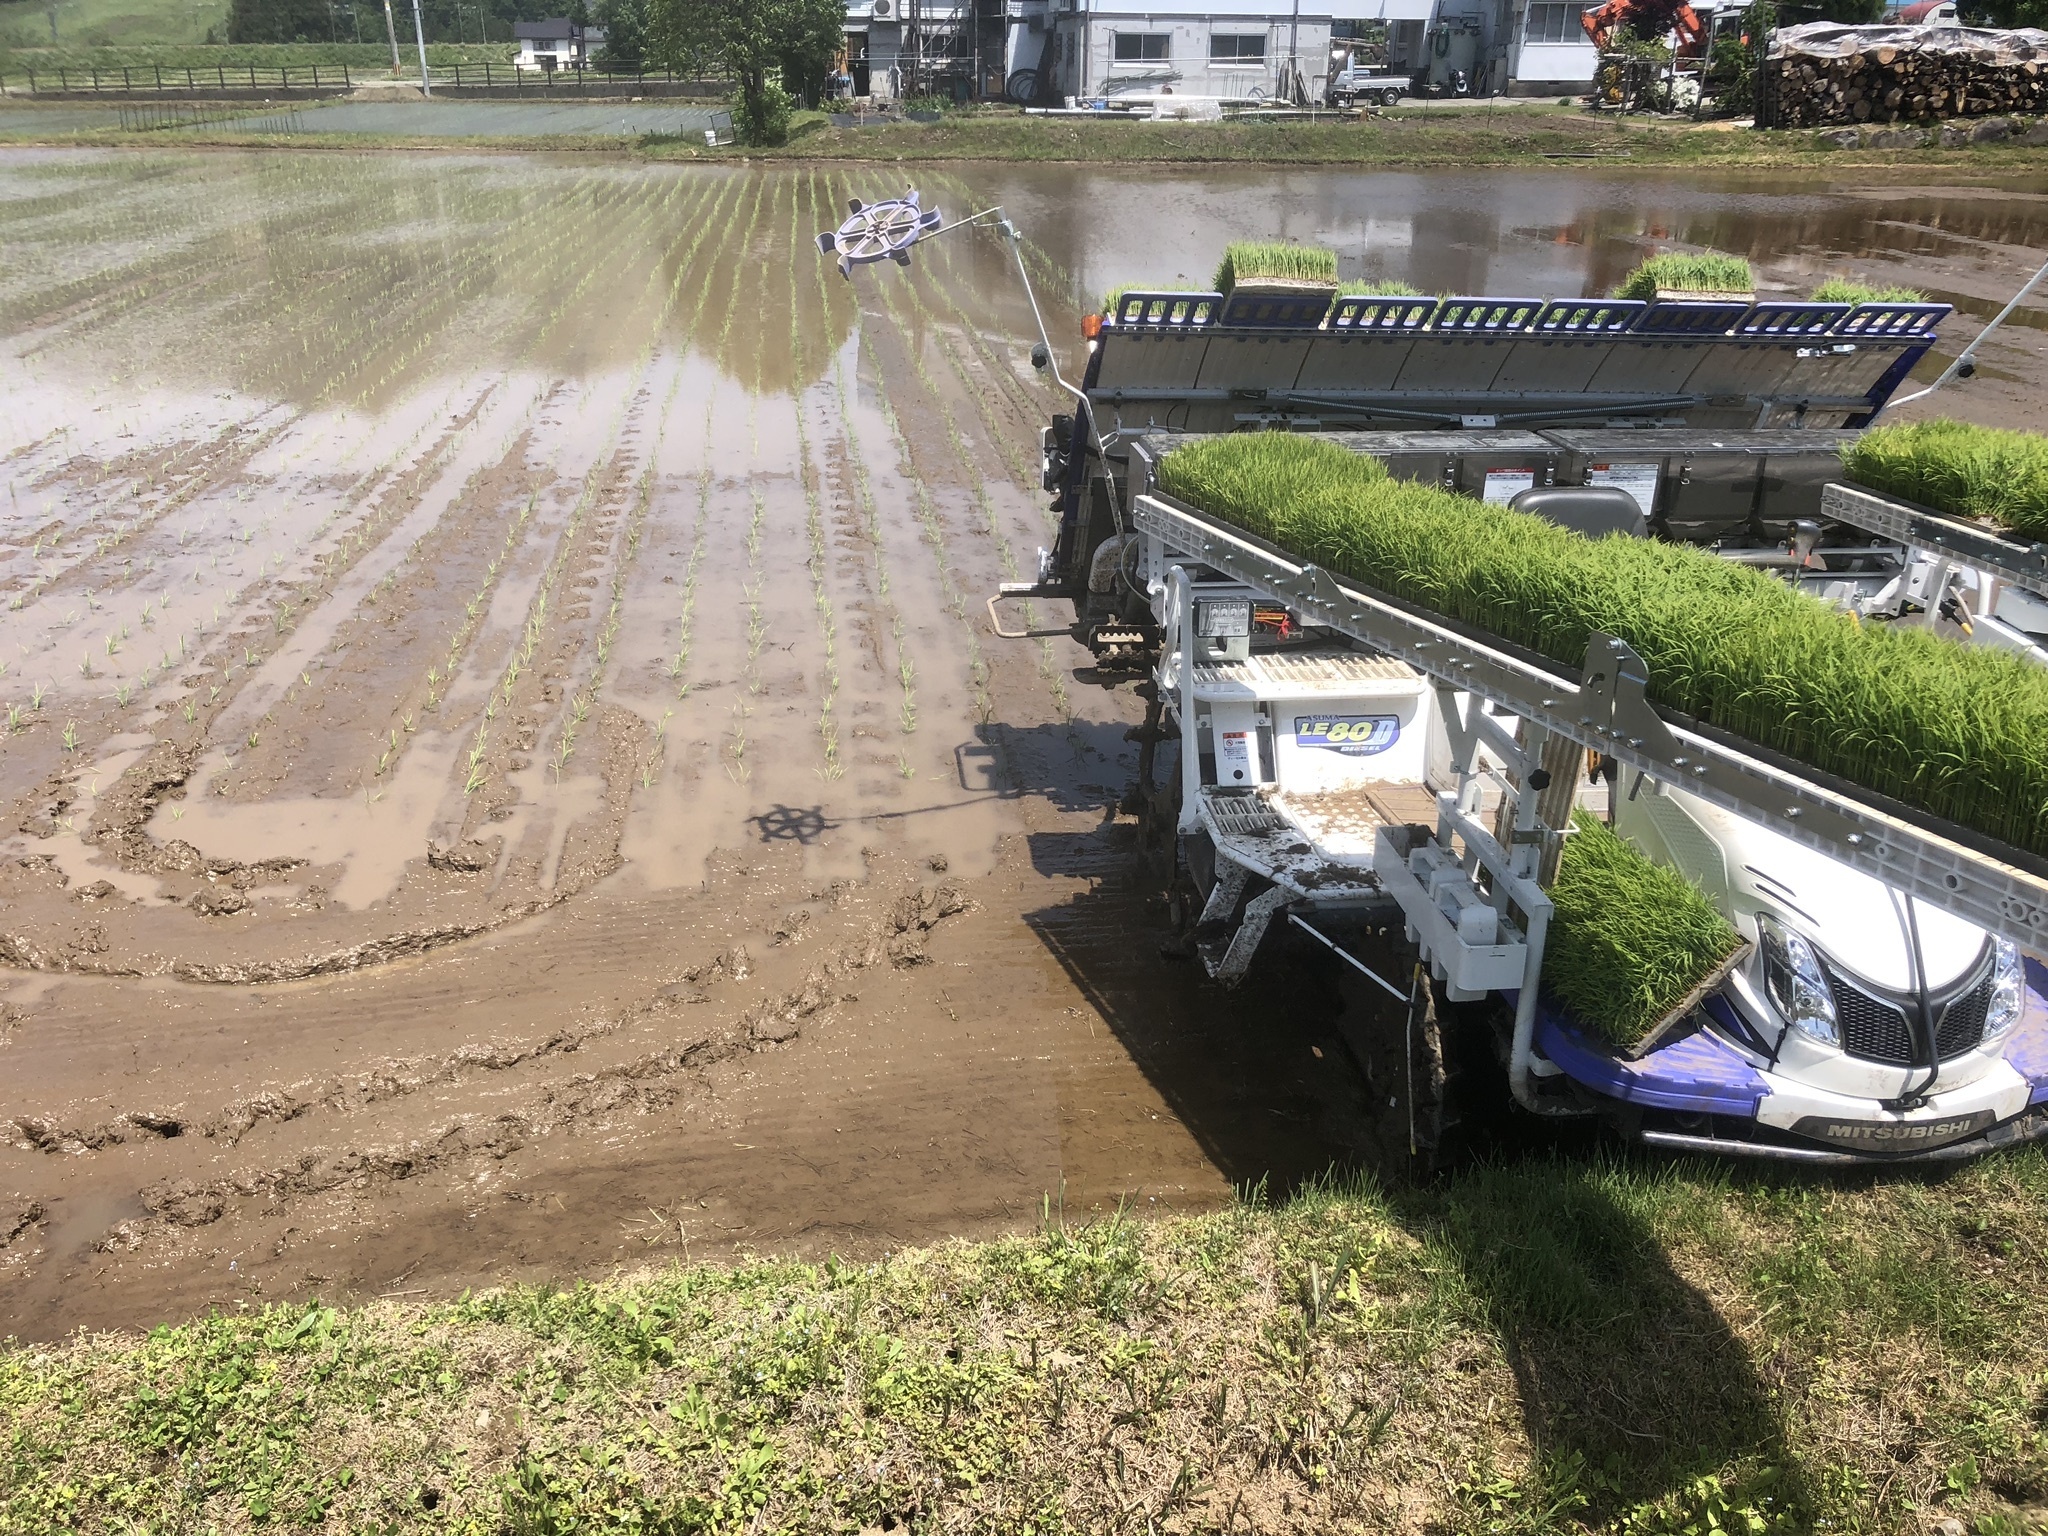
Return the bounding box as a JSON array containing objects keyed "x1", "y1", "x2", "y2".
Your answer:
[
  {"x1": 1156, "y1": 432, "x2": 2048, "y2": 858},
  {"x1": 1810, "y1": 277, "x2": 1925, "y2": 305},
  {"x1": 1840, "y1": 418, "x2": 2048, "y2": 541},
  {"x1": 1612, "y1": 251, "x2": 1752, "y2": 300},
  {"x1": 1544, "y1": 811, "x2": 1744, "y2": 1047},
  {"x1": 1213, "y1": 242, "x2": 1340, "y2": 292}
]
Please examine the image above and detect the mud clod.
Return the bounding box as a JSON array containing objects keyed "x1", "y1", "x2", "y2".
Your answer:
[
  {"x1": 0, "y1": 1202, "x2": 44, "y2": 1248},
  {"x1": 429, "y1": 838, "x2": 502, "y2": 874},
  {"x1": 192, "y1": 887, "x2": 250, "y2": 917}
]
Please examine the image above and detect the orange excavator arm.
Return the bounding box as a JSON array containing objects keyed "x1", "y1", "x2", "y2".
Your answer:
[
  {"x1": 1582, "y1": 0, "x2": 1705, "y2": 49},
  {"x1": 1581, "y1": 0, "x2": 1625, "y2": 49}
]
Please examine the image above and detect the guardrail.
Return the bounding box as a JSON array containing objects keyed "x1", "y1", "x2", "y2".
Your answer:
[{"x1": 1102, "y1": 290, "x2": 1952, "y2": 341}]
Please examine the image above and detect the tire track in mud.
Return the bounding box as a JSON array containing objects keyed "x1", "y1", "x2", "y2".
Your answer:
[{"x1": 41, "y1": 885, "x2": 971, "y2": 1255}]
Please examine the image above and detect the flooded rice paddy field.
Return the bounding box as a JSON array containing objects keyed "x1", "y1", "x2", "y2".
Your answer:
[{"x1": 1, "y1": 150, "x2": 2044, "y2": 1340}]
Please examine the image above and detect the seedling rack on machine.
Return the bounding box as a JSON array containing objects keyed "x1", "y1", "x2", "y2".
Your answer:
[{"x1": 1125, "y1": 443, "x2": 2048, "y2": 1144}]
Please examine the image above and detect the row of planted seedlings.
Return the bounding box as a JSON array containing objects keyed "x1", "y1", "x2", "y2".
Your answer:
[
  {"x1": 652, "y1": 173, "x2": 765, "y2": 791},
  {"x1": 868, "y1": 231, "x2": 1064, "y2": 725},
  {"x1": 835, "y1": 172, "x2": 1023, "y2": 752},
  {"x1": 404, "y1": 172, "x2": 729, "y2": 802},
  {"x1": 661, "y1": 174, "x2": 758, "y2": 710},
  {"x1": 453, "y1": 179, "x2": 729, "y2": 835},
  {"x1": 731, "y1": 177, "x2": 778, "y2": 785},
  {"x1": 801, "y1": 170, "x2": 921, "y2": 781},
  {"x1": 0, "y1": 166, "x2": 700, "y2": 841},
  {"x1": 211, "y1": 168, "x2": 708, "y2": 800},
  {"x1": 0, "y1": 165, "x2": 636, "y2": 753},
  {"x1": 570, "y1": 176, "x2": 772, "y2": 796},
  {"x1": 879, "y1": 207, "x2": 1076, "y2": 722},
  {"x1": 785, "y1": 176, "x2": 846, "y2": 782},
  {"x1": 0, "y1": 180, "x2": 655, "y2": 843}
]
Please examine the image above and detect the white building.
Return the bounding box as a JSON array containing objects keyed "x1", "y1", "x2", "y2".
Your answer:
[
  {"x1": 1502, "y1": 0, "x2": 1600, "y2": 93},
  {"x1": 1018, "y1": 0, "x2": 1437, "y2": 103},
  {"x1": 833, "y1": 0, "x2": 1638, "y2": 103},
  {"x1": 512, "y1": 18, "x2": 608, "y2": 72}
]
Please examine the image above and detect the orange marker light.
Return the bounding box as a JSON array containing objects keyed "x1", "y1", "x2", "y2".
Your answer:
[{"x1": 1082, "y1": 313, "x2": 1103, "y2": 340}]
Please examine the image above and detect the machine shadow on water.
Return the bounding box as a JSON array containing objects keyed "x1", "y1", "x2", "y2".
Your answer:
[{"x1": 1013, "y1": 731, "x2": 1802, "y2": 1521}]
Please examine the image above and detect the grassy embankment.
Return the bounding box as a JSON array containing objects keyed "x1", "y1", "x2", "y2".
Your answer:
[
  {"x1": 7, "y1": 1156, "x2": 2048, "y2": 1534},
  {"x1": 4, "y1": 91, "x2": 2047, "y2": 167},
  {"x1": 694, "y1": 104, "x2": 2048, "y2": 168},
  {"x1": 0, "y1": 41, "x2": 513, "y2": 69}
]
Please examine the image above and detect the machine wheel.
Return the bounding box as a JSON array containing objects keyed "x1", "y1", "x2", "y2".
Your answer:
[
  {"x1": 1332, "y1": 936, "x2": 1476, "y2": 1178},
  {"x1": 1381, "y1": 87, "x2": 1402, "y2": 106},
  {"x1": 1004, "y1": 69, "x2": 1040, "y2": 105}
]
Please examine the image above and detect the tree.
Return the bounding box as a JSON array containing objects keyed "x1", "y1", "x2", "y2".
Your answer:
[
  {"x1": 646, "y1": 0, "x2": 844, "y2": 143},
  {"x1": 227, "y1": 0, "x2": 332, "y2": 43},
  {"x1": 1961, "y1": 0, "x2": 2048, "y2": 22},
  {"x1": 596, "y1": 0, "x2": 646, "y2": 68}
]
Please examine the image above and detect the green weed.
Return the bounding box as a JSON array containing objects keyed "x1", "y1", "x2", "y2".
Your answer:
[
  {"x1": 1842, "y1": 417, "x2": 2048, "y2": 540},
  {"x1": 1613, "y1": 251, "x2": 1752, "y2": 299}
]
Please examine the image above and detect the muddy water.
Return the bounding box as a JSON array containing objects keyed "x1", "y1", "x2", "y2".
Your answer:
[{"x1": 1, "y1": 150, "x2": 2042, "y2": 1339}]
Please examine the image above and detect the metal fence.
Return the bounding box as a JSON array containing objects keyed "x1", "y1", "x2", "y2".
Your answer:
[{"x1": 1, "y1": 64, "x2": 728, "y2": 97}]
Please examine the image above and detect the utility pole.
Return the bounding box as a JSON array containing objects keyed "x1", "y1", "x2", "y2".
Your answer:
[
  {"x1": 1287, "y1": 0, "x2": 1301, "y2": 103},
  {"x1": 382, "y1": 0, "x2": 402, "y2": 73},
  {"x1": 410, "y1": 0, "x2": 431, "y2": 93}
]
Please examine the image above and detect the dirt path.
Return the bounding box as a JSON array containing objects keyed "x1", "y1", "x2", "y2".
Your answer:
[{"x1": 3, "y1": 151, "x2": 2043, "y2": 1342}]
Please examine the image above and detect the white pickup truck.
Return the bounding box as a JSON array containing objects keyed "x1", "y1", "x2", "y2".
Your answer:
[{"x1": 1325, "y1": 66, "x2": 1407, "y2": 107}]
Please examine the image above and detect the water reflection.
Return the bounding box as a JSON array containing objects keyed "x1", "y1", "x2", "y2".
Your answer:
[{"x1": 3, "y1": 150, "x2": 2043, "y2": 413}]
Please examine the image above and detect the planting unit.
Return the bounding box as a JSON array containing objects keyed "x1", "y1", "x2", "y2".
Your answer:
[{"x1": 993, "y1": 267, "x2": 2048, "y2": 1167}]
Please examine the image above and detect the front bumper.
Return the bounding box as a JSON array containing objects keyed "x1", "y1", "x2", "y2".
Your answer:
[{"x1": 1533, "y1": 958, "x2": 2048, "y2": 1165}]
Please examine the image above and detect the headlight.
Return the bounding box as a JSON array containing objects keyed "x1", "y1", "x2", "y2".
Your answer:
[
  {"x1": 1986, "y1": 939, "x2": 2026, "y2": 1041},
  {"x1": 1757, "y1": 914, "x2": 1839, "y2": 1047}
]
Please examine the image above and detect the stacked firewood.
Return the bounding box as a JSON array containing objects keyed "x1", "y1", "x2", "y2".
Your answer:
[{"x1": 1766, "y1": 22, "x2": 2048, "y2": 127}]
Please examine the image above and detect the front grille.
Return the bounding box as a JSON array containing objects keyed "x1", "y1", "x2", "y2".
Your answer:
[{"x1": 1823, "y1": 960, "x2": 1993, "y2": 1067}]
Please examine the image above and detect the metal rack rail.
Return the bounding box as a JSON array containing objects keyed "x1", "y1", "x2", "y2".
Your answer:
[
  {"x1": 1126, "y1": 450, "x2": 2048, "y2": 956},
  {"x1": 1820, "y1": 482, "x2": 2048, "y2": 602}
]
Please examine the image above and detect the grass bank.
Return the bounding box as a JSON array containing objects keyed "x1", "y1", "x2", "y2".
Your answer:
[
  {"x1": 665, "y1": 109, "x2": 2048, "y2": 169},
  {"x1": 7, "y1": 108, "x2": 2048, "y2": 170},
  {"x1": 6, "y1": 1156, "x2": 2048, "y2": 1534},
  {"x1": 0, "y1": 42, "x2": 513, "y2": 69}
]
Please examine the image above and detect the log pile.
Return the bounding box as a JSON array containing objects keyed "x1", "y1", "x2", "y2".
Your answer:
[{"x1": 1766, "y1": 21, "x2": 2048, "y2": 127}]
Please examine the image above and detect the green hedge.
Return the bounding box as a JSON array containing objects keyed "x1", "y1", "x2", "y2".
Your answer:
[
  {"x1": 1212, "y1": 241, "x2": 1337, "y2": 292},
  {"x1": 1338, "y1": 278, "x2": 1423, "y2": 297},
  {"x1": 1842, "y1": 418, "x2": 2048, "y2": 542},
  {"x1": 1613, "y1": 251, "x2": 1752, "y2": 300},
  {"x1": 1810, "y1": 276, "x2": 1925, "y2": 305},
  {"x1": 1544, "y1": 811, "x2": 1744, "y2": 1048},
  {"x1": 1155, "y1": 433, "x2": 2048, "y2": 860}
]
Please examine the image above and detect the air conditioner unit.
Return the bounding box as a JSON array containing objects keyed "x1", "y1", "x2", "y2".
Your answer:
[{"x1": 873, "y1": 0, "x2": 894, "y2": 18}]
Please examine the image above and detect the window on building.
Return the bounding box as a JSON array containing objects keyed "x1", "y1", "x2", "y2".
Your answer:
[
  {"x1": 1524, "y1": 3, "x2": 1590, "y2": 43},
  {"x1": 1114, "y1": 31, "x2": 1171, "y2": 61},
  {"x1": 1210, "y1": 32, "x2": 1266, "y2": 62}
]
